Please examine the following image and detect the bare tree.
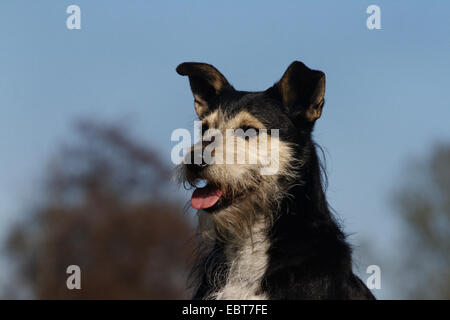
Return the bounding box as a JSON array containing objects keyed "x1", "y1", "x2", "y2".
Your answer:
[
  {"x1": 392, "y1": 145, "x2": 450, "y2": 299},
  {"x1": 5, "y1": 121, "x2": 194, "y2": 299}
]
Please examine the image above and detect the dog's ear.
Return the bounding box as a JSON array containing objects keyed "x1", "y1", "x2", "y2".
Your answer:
[
  {"x1": 176, "y1": 62, "x2": 232, "y2": 117},
  {"x1": 269, "y1": 61, "x2": 325, "y2": 125}
]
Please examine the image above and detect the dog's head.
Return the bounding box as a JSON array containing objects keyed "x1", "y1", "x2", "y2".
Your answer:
[{"x1": 176, "y1": 61, "x2": 326, "y2": 241}]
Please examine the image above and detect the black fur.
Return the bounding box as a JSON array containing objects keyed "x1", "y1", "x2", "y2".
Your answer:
[
  {"x1": 177, "y1": 61, "x2": 375, "y2": 300},
  {"x1": 263, "y1": 142, "x2": 375, "y2": 299}
]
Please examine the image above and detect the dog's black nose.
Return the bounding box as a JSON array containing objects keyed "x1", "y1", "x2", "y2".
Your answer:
[
  {"x1": 187, "y1": 162, "x2": 208, "y2": 175},
  {"x1": 187, "y1": 149, "x2": 208, "y2": 172}
]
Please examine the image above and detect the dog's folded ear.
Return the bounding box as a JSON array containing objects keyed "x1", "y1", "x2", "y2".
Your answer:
[
  {"x1": 269, "y1": 61, "x2": 325, "y2": 125},
  {"x1": 176, "y1": 62, "x2": 232, "y2": 117}
]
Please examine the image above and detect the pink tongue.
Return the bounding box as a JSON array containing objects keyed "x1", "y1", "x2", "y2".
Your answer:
[{"x1": 191, "y1": 185, "x2": 223, "y2": 210}]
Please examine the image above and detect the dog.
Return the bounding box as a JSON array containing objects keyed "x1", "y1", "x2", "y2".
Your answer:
[{"x1": 176, "y1": 61, "x2": 375, "y2": 300}]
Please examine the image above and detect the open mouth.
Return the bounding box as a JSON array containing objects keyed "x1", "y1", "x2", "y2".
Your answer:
[
  {"x1": 190, "y1": 182, "x2": 248, "y2": 213},
  {"x1": 191, "y1": 184, "x2": 224, "y2": 212}
]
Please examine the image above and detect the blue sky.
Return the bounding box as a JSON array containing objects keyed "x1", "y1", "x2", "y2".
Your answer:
[{"x1": 0, "y1": 1, "x2": 449, "y2": 298}]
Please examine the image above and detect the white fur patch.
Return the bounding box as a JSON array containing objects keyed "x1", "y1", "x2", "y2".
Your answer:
[{"x1": 209, "y1": 220, "x2": 270, "y2": 300}]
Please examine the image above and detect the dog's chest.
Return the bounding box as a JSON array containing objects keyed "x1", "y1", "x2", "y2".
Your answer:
[{"x1": 211, "y1": 222, "x2": 270, "y2": 300}]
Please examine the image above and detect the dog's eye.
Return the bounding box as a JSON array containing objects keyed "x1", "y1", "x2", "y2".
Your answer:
[
  {"x1": 201, "y1": 124, "x2": 210, "y2": 137},
  {"x1": 241, "y1": 125, "x2": 257, "y2": 132},
  {"x1": 235, "y1": 126, "x2": 258, "y2": 139}
]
